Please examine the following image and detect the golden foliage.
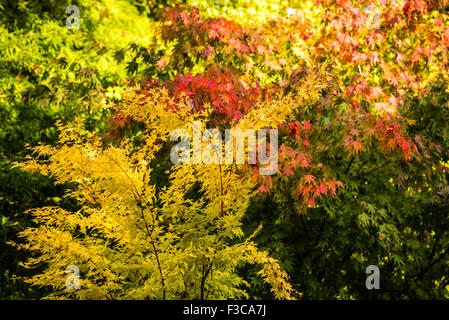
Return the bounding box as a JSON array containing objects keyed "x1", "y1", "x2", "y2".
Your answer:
[{"x1": 12, "y1": 71, "x2": 325, "y2": 299}]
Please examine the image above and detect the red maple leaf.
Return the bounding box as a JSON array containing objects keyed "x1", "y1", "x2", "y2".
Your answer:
[{"x1": 303, "y1": 175, "x2": 316, "y2": 184}]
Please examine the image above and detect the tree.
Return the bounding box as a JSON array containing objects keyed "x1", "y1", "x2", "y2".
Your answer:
[{"x1": 10, "y1": 74, "x2": 326, "y2": 298}]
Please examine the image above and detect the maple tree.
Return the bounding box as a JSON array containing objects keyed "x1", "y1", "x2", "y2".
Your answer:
[
  {"x1": 11, "y1": 75, "x2": 326, "y2": 298},
  {"x1": 117, "y1": 0, "x2": 449, "y2": 299}
]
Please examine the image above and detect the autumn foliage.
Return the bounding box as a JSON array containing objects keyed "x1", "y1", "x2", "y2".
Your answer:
[{"x1": 8, "y1": 0, "x2": 449, "y2": 299}]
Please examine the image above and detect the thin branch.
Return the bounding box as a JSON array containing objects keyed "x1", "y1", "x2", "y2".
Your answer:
[
  {"x1": 344, "y1": 156, "x2": 355, "y2": 175},
  {"x1": 107, "y1": 153, "x2": 167, "y2": 299}
]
